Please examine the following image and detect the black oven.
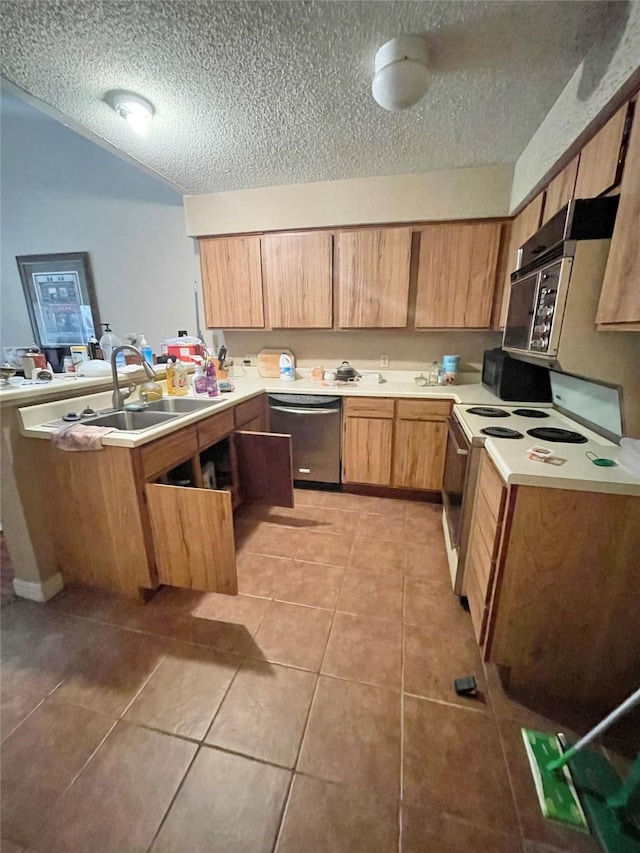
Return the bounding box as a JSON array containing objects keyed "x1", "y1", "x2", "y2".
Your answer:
[{"x1": 442, "y1": 416, "x2": 470, "y2": 552}]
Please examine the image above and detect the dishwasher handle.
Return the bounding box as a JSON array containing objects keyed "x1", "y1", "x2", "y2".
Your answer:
[
  {"x1": 447, "y1": 419, "x2": 469, "y2": 456},
  {"x1": 269, "y1": 405, "x2": 339, "y2": 416}
]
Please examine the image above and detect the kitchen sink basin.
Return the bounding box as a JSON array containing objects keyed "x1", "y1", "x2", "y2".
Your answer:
[
  {"x1": 89, "y1": 410, "x2": 179, "y2": 431},
  {"x1": 144, "y1": 397, "x2": 225, "y2": 413}
]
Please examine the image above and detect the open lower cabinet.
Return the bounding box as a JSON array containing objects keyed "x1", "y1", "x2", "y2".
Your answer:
[{"x1": 145, "y1": 427, "x2": 294, "y2": 594}]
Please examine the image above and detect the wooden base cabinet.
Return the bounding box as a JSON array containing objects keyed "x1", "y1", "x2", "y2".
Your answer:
[
  {"x1": 468, "y1": 450, "x2": 640, "y2": 714},
  {"x1": 342, "y1": 397, "x2": 450, "y2": 491}
]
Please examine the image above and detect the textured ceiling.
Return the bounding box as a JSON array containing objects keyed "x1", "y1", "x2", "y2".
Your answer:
[{"x1": 0, "y1": 0, "x2": 611, "y2": 195}]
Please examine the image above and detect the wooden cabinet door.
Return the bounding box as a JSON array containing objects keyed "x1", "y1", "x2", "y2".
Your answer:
[
  {"x1": 392, "y1": 418, "x2": 447, "y2": 490},
  {"x1": 200, "y1": 236, "x2": 264, "y2": 328},
  {"x1": 596, "y1": 104, "x2": 640, "y2": 328},
  {"x1": 574, "y1": 103, "x2": 629, "y2": 199},
  {"x1": 415, "y1": 222, "x2": 502, "y2": 328},
  {"x1": 146, "y1": 484, "x2": 237, "y2": 594},
  {"x1": 337, "y1": 228, "x2": 411, "y2": 327},
  {"x1": 342, "y1": 416, "x2": 393, "y2": 485},
  {"x1": 496, "y1": 193, "x2": 545, "y2": 328},
  {"x1": 542, "y1": 157, "x2": 579, "y2": 223},
  {"x1": 235, "y1": 431, "x2": 294, "y2": 507},
  {"x1": 261, "y1": 232, "x2": 333, "y2": 328}
]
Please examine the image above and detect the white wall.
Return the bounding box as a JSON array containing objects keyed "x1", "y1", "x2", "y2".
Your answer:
[
  {"x1": 183, "y1": 165, "x2": 513, "y2": 236},
  {"x1": 511, "y1": 2, "x2": 640, "y2": 210},
  {"x1": 0, "y1": 89, "x2": 200, "y2": 355}
]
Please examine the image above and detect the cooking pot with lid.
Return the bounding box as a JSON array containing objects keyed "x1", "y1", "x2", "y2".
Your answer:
[{"x1": 335, "y1": 361, "x2": 360, "y2": 381}]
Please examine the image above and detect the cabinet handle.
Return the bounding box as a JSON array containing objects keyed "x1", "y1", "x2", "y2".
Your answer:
[
  {"x1": 269, "y1": 406, "x2": 339, "y2": 416},
  {"x1": 447, "y1": 421, "x2": 469, "y2": 456}
]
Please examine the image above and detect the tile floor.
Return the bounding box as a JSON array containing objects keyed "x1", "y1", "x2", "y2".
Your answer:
[{"x1": 1, "y1": 488, "x2": 635, "y2": 852}]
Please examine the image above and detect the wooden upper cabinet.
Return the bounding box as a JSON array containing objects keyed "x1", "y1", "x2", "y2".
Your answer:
[
  {"x1": 497, "y1": 193, "x2": 545, "y2": 328},
  {"x1": 337, "y1": 227, "x2": 412, "y2": 327},
  {"x1": 199, "y1": 236, "x2": 264, "y2": 328},
  {"x1": 415, "y1": 222, "x2": 502, "y2": 328},
  {"x1": 261, "y1": 232, "x2": 333, "y2": 328},
  {"x1": 543, "y1": 156, "x2": 579, "y2": 223},
  {"x1": 574, "y1": 103, "x2": 629, "y2": 199},
  {"x1": 596, "y1": 103, "x2": 640, "y2": 328}
]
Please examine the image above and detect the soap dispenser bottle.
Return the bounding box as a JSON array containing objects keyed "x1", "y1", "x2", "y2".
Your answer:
[
  {"x1": 139, "y1": 335, "x2": 153, "y2": 366},
  {"x1": 99, "y1": 324, "x2": 123, "y2": 363}
]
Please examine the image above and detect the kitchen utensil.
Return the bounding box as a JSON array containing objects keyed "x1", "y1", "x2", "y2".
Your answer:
[
  {"x1": 335, "y1": 361, "x2": 360, "y2": 381},
  {"x1": 585, "y1": 451, "x2": 616, "y2": 467},
  {"x1": 257, "y1": 348, "x2": 295, "y2": 378}
]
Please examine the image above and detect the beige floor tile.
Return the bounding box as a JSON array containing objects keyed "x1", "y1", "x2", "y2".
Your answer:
[
  {"x1": 404, "y1": 500, "x2": 443, "y2": 520},
  {"x1": 293, "y1": 487, "x2": 328, "y2": 506},
  {"x1": 151, "y1": 746, "x2": 291, "y2": 853},
  {"x1": 206, "y1": 659, "x2": 316, "y2": 767},
  {"x1": 274, "y1": 560, "x2": 344, "y2": 609},
  {"x1": 322, "y1": 492, "x2": 374, "y2": 511},
  {"x1": 404, "y1": 624, "x2": 490, "y2": 711},
  {"x1": 125, "y1": 585, "x2": 206, "y2": 642},
  {"x1": 34, "y1": 721, "x2": 196, "y2": 853},
  {"x1": 0, "y1": 684, "x2": 43, "y2": 742},
  {"x1": 51, "y1": 626, "x2": 170, "y2": 717},
  {"x1": 355, "y1": 512, "x2": 405, "y2": 542},
  {"x1": 403, "y1": 695, "x2": 519, "y2": 834},
  {"x1": 276, "y1": 775, "x2": 399, "y2": 853},
  {"x1": 401, "y1": 806, "x2": 521, "y2": 853},
  {"x1": 43, "y1": 582, "x2": 142, "y2": 626},
  {"x1": 240, "y1": 522, "x2": 303, "y2": 558},
  {"x1": 294, "y1": 530, "x2": 354, "y2": 567},
  {"x1": 404, "y1": 577, "x2": 474, "y2": 637},
  {"x1": 307, "y1": 506, "x2": 361, "y2": 537},
  {"x1": 349, "y1": 537, "x2": 404, "y2": 574},
  {"x1": 0, "y1": 838, "x2": 25, "y2": 853},
  {"x1": 186, "y1": 592, "x2": 271, "y2": 654},
  {"x1": 235, "y1": 552, "x2": 290, "y2": 598},
  {"x1": 251, "y1": 601, "x2": 333, "y2": 670},
  {"x1": 403, "y1": 539, "x2": 450, "y2": 581},
  {"x1": 1, "y1": 699, "x2": 114, "y2": 847},
  {"x1": 359, "y1": 496, "x2": 407, "y2": 518},
  {"x1": 322, "y1": 612, "x2": 402, "y2": 690},
  {"x1": 124, "y1": 644, "x2": 240, "y2": 739},
  {"x1": 405, "y1": 513, "x2": 444, "y2": 544},
  {"x1": 337, "y1": 570, "x2": 403, "y2": 621},
  {"x1": 298, "y1": 676, "x2": 401, "y2": 800}
]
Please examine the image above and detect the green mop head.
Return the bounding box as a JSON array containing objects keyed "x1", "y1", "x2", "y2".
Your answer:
[{"x1": 521, "y1": 728, "x2": 590, "y2": 832}]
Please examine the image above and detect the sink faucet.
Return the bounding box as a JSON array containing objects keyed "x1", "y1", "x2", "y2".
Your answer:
[{"x1": 111, "y1": 345, "x2": 156, "y2": 410}]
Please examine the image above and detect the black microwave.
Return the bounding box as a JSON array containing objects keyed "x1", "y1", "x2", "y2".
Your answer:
[{"x1": 482, "y1": 348, "x2": 551, "y2": 402}]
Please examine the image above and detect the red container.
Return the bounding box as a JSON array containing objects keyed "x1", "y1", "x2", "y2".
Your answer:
[{"x1": 161, "y1": 343, "x2": 203, "y2": 363}]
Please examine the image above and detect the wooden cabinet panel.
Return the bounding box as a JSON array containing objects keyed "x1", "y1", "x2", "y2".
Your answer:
[
  {"x1": 415, "y1": 222, "x2": 502, "y2": 328},
  {"x1": 140, "y1": 426, "x2": 198, "y2": 479},
  {"x1": 342, "y1": 417, "x2": 393, "y2": 485},
  {"x1": 233, "y1": 395, "x2": 266, "y2": 430},
  {"x1": 391, "y1": 419, "x2": 447, "y2": 491},
  {"x1": 200, "y1": 236, "x2": 264, "y2": 328},
  {"x1": 197, "y1": 409, "x2": 235, "y2": 451},
  {"x1": 574, "y1": 103, "x2": 629, "y2": 200},
  {"x1": 477, "y1": 452, "x2": 506, "y2": 521},
  {"x1": 261, "y1": 232, "x2": 332, "y2": 328},
  {"x1": 465, "y1": 540, "x2": 490, "y2": 644},
  {"x1": 235, "y1": 431, "x2": 294, "y2": 507},
  {"x1": 337, "y1": 228, "x2": 412, "y2": 328},
  {"x1": 146, "y1": 484, "x2": 237, "y2": 594},
  {"x1": 344, "y1": 397, "x2": 394, "y2": 419},
  {"x1": 395, "y1": 399, "x2": 451, "y2": 421},
  {"x1": 543, "y1": 157, "x2": 579, "y2": 223},
  {"x1": 497, "y1": 193, "x2": 545, "y2": 328},
  {"x1": 596, "y1": 104, "x2": 640, "y2": 327}
]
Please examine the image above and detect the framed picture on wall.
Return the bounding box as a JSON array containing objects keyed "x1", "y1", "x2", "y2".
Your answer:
[{"x1": 16, "y1": 252, "x2": 101, "y2": 348}]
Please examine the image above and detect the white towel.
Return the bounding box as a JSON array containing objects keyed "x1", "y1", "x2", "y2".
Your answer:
[{"x1": 52, "y1": 423, "x2": 114, "y2": 451}]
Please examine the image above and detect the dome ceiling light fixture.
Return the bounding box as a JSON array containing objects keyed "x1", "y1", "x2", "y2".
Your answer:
[
  {"x1": 106, "y1": 90, "x2": 155, "y2": 134},
  {"x1": 371, "y1": 36, "x2": 430, "y2": 111}
]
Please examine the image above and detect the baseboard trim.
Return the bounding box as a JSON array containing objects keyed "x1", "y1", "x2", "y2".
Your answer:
[{"x1": 13, "y1": 572, "x2": 64, "y2": 602}]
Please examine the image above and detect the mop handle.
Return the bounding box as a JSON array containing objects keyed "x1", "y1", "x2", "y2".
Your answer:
[{"x1": 547, "y1": 685, "x2": 640, "y2": 772}]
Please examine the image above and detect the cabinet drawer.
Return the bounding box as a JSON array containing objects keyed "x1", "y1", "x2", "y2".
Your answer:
[
  {"x1": 465, "y1": 554, "x2": 488, "y2": 644},
  {"x1": 396, "y1": 399, "x2": 451, "y2": 421},
  {"x1": 344, "y1": 397, "x2": 394, "y2": 419},
  {"x1": 477, "y1": 453, "x2": 506, "y2": 524},
  {"x1": 141, "y1": 426, "x2": 198, "y2": 479},
  {"x1": 234, "y1": 395, "x2": 265, "y2": 428},
  {"x1": 197, "y1": 409, "x2": 235, "y2": 450}
]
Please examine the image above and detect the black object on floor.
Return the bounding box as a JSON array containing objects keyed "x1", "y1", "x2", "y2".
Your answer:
[{"x1": 454, "y1": 676, "x2": 478, "y2": 696}]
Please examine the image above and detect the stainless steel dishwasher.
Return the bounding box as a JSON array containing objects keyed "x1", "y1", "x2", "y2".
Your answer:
[{"x1": 268, "y1": 394, "x2": 342, "y2": 485}]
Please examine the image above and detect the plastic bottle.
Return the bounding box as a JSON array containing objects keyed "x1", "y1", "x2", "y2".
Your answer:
[
  {"x1": 166, "y1": 357, "x2": 177, "y2": 396},
  {"x1": 99, "y1": 323, "x2": 122, "y2": 362},
  {"x1": 205, "y1": 357, "x2": 219, "y2": 397},
  {"x1": 428, "y1": 361, "x2": 440, "y2": 386},
  {"x1": 140, "y1": 335, "x2": 153, "y2": 366},
  {"x1": 192, "y1": 363, "x2": 207, "y2": 395},
  {"x1": 279, "y1": 352, "x2": 295, "y2": 382},
  {"x1": 173, "y1": 359, "x2": 189, "y2": 396}
]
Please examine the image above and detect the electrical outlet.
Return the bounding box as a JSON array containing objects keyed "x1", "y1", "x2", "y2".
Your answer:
[
  {"x1": 380, "y1": 354, "x2": 390, "y2": 368},
  {"x1": 243, "y1": 353, "x2": 257, "y2": 366}
]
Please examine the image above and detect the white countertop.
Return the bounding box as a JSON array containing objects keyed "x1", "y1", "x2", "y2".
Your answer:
[{"x1": 16, "y1": 368, "x2": 639, "y2": 496}]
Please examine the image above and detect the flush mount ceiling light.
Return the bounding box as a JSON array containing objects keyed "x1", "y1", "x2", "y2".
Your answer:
[
  {"x1": 106, "y1": 90, "x2": 154, "y2": 134},
  {"x1": 372, "y1": 36, "x2": 430, "y2": 111}
]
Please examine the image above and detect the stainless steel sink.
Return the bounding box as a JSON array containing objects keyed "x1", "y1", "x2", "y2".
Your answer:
[
  {"x1": 144, "y1": 397, "x2": 224, "y2": 413},
  {"x1": 89, "y1": 410, "x2": 180, "y2": 431}
]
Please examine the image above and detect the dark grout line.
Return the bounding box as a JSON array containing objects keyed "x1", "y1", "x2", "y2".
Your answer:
[{"x1": 143, "y1": 741, "x2": 201, "y2": 853}]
